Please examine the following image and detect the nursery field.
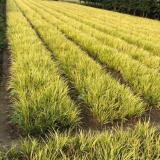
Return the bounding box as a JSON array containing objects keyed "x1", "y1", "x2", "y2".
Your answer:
[{"x1": 1, "y1": 0, "x2": 160, "y2": 159}]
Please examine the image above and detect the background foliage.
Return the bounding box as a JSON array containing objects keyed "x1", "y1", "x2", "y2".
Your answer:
[{"x1": 80, "y1": 0, "x2": 160, "y2": 19}]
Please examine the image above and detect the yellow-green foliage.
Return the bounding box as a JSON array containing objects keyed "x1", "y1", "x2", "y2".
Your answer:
[
  {"x1": 5, "y1": 0, "x2": 160, "y2": 159},
  {"x1": 3, "y1": 123, "x2": 160, "y2": 160},
  {"x1": 7, "y1": 0, "x2": 79, "y2": 135},
  {"x1": 32, "y1": 2, "x2": 160, "y2": 71},
  {"x1": 24, "y1": 0, "x2": 160, "y2": 108},
  {"x1": 49, "y1": 1, "x2": 160, "y2": 56},
  {"x1": 15, "y1": 0, "x2": 145, "y2": 124}
]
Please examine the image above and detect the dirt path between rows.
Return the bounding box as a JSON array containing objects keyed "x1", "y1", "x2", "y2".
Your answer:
[
  {"x1": 0, "y1": 49, "x2": 12, "y2": 145},
  {"x1": 0, "y1": 0, "x2": 15, "y2": 146}
]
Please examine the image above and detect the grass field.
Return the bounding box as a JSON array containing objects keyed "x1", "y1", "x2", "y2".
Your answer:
[{"x1": 0, "y1": 0, "x2": 160, "y2": 159}]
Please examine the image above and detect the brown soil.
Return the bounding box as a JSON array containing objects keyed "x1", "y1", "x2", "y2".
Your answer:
[
  {"x1": 0, "y1": 48, "x2": 13, "y2": 146},
  {"x1": 0, "y1": 1, "x2": 17, "y2": 146},
  {"x1": 100, "y1": 108, "x2": 160, "y2": 131}
]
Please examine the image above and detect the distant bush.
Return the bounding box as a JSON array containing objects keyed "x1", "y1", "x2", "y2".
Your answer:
[{"x1": 80, "y1": 0, "x2": 160, "y2": 19}]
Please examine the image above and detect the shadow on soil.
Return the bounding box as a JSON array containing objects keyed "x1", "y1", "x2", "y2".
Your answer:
[{"x1": 0, "y1": 0, "x2": 17, "y2": 146}]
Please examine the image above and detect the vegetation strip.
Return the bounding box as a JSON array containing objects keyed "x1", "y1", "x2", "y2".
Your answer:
[
  {"x1": 52, "y1": 1, "x2": 160, "y2": 33},
  {"x1": 28, "y1": 0, "x2": 160, "y2": 71},
  {"x1": 16, "y1": 0, "x2": 145, "y2": 125},
  {"x1": 1, "y1": 123, "x2": 160, "y2": 159},
  {"x1": 61, "y1": 3, "x2": 160, "y2": 43},
  {"x1": 15, "y1": 0, "x2": 99, "y2": 130},
  {"x1": 7, "y1": 0, "x2": 79, "y2": 135},
  {"x1": 50, "y1": 2, "x2": 160, "y2": 49},
  {"x1": 39, "y1": 1, "x2": 160, "y2": 44},
  {"x1": 23, "y1": 0, "x2": 160, "y2": 108},
  {"x1": 40, "y1": 1, "x2": 160, "y2": 57}
]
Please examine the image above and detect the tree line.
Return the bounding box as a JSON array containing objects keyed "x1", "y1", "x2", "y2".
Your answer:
[{"x1": 80, "y1": 0, "x2": 160, "y2": 19}]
